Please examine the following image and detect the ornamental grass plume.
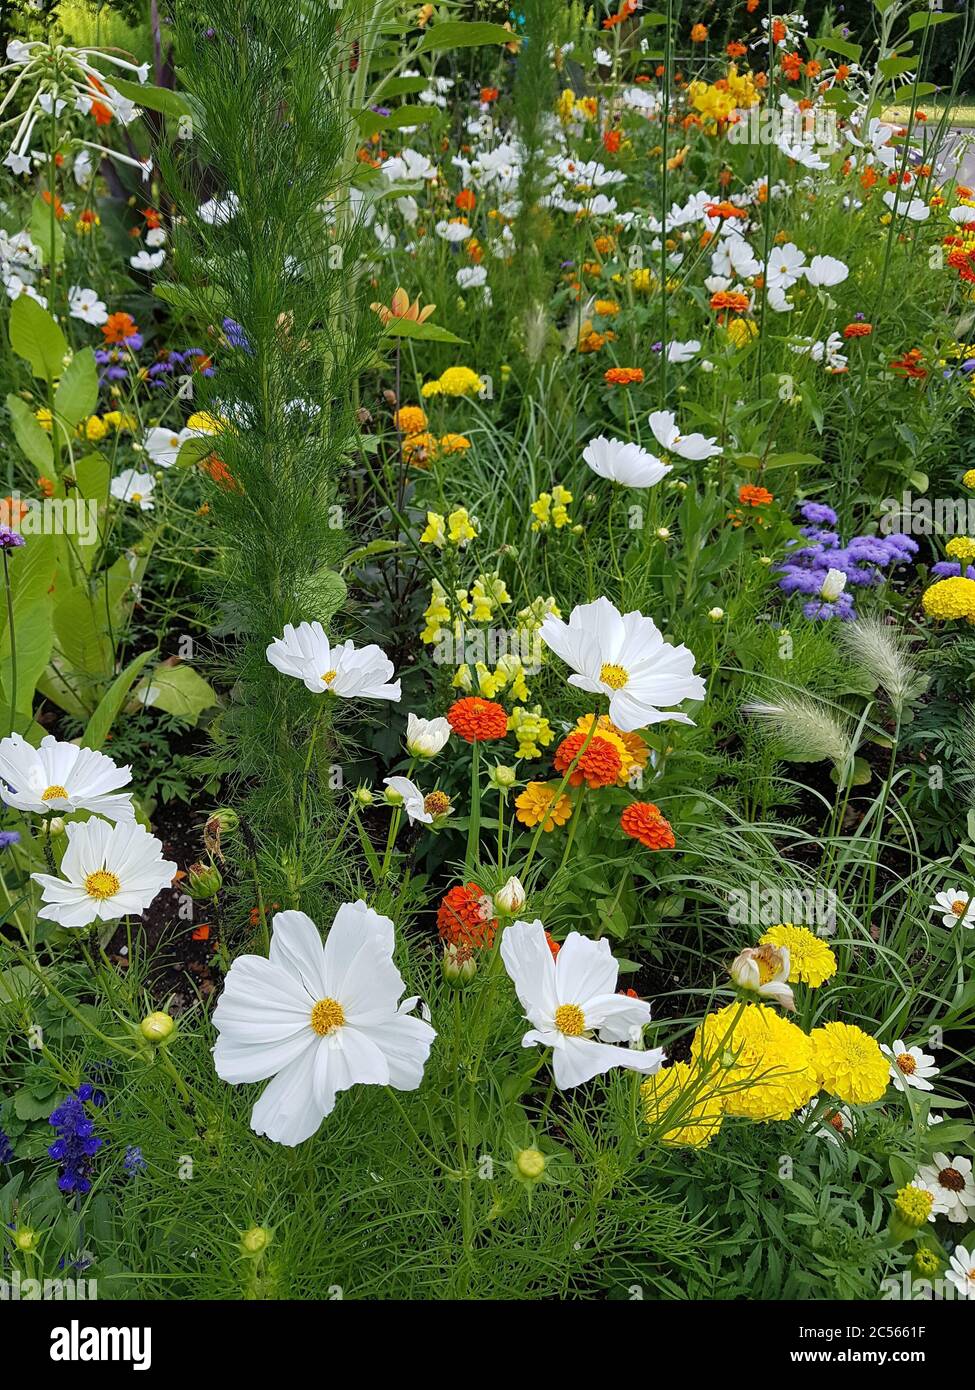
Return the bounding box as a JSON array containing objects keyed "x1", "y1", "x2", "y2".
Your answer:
[
  {"x1": 836, "y1": 613, "x2": 925, "y2": 717},
  {"x1": 742, "y1": 694, "x2": 856, "y2": 779}
]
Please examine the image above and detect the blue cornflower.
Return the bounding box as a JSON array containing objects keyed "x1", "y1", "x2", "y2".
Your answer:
[
  {"x1": 0, "y1": 830, "x2": 20, "y2": 850},
  {"x1": 47, "y1": 1088, "x2": 103, "y2": 1195}
]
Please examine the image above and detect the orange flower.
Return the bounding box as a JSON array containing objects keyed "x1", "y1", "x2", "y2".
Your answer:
[
  {"x1": 621, "y1": 802, "x2": 675, "y2": 850},
  {"x1": 690, "y1": 24, "x2": 708, "y2": 42},
  {"x1": 394, "y1": 404, "x2": 427, "y2": 434},
  {"x1": 710, "y1": 290, "x2": 750, "y2": 315},
  {"x1": 602, "y1": 128, "x2": 622, "y2": 155},
  {"x1": 437, "y1": 882, "x2": 497, "y2": 949},
  {"x1": 705, "y1": 200, "x2": 747, "y2": 220},
  {"x1": 101, "y1": 312, "x2": 140, "y2": 344},
  {"x1": 455, "y1": 188, "x2": 476, "y2": 212},
  {"x1": 370, "y1": 286, "x2": 436, "y2": 326},
  {"x1": 781, "y1": 52, "x2": 803, "y2": 82},
  {"x1": 890, "y1": 349, "x2": 926, "y2": 379},
  {"x1": 843, "y1": 321, "x2": 873, "y2": 338},
  {"x1": 554, "y1": 729, "x2": 623, "y2": 789},
  {"x1": 860, "y1": 166, "x2": 878, "y2": 191},
  {"x1": 726, "y1": 41, "x2": 747, "y2": 58},
  {"x1": 544, "y1": 930, "x2": 561, "y2": 959},
  {"x1": 480, "y1": 87, "x2": 499, "y2": 103},
  {"x1": 771, "y1": 18, "x2": 786, "y2": 43},
  {"x1": 604, "y1": 366, "x2": 644, "y2": 386},
  {"x1": 200, "y1": 453, "x2": 238, "y2": 490},
  {"x1": 37, "y1": 476, "x2": 55, "y2": 499},
  {"x1": 738, "y1": 484, "x2": 773, "y2": 507},
  {"x1": 515, "y1": 782, "x2": 573, "y2": 832},
  {"x1": 446, "y1": 697, "x2": 508, "y2": 743},
  {"x1": 835, "y1": 64, "x2": 850, "y2": 83},
  {"x1": 804, "y1": 60, "x2": 821, "y2": 79}
]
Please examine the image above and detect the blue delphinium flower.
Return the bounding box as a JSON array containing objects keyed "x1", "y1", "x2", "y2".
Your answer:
[
  {"x1": 0, "y1": 1110, "x2": 14, "y2": 1165},
  {"x1": 47, "y1": 1086, "x2": 103, "y2": 1195},
  {"x1": 123, "y1": 1146, "x2": 147, "y2": 1175}
]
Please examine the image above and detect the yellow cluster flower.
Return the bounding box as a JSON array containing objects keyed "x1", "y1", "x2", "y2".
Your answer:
[
  {"x1": 962, "y1": 468, "x2": 975, "y2": 490},
  {"x1": 641, "y1": 1061, "x2": 724, "y2": 1148},
  {"x1": 594, "y1": 299, "x2": 619, "y2": 317},
  {"x1": 692, "y1": 1003, "x2": 819, "y2": 1121},
  {"x1": 421, "y1": 366, "x2": 483, "y2": 399},
  {"x1": 402, "y1": 430, "x2": 439, "y2": 464},
  {"x1": 688, "y1": 65, "x2": 760, "y2": 124},
  {"x1": 101, "y1": 410, "x2": 136, "y2": 433},
  {"x1": 459, "y1": 654, "x2": 530, "y2": 702},
  {"x1": 395, "y1": 404, "x2": 427, "y2": 435},
  {"x1": 727, "y1": 317, "x2": 758, "y2": 349},
  {"x1": 946, "y1": 536, "x2": 975, "y2": 562},
  {"x1": 421, "y1": 580, "x2": 469, "y2": 645},
  {"x1": 35, "y1": 408, "x2": 53, "y2": 431},
  {"x1": 469, "y1": 570, "x2": 509, "y2": 621},
  {"x1": 530, "y1": 486, "x2": 573, "y2": 531},
  {"x1": 509, "y1": 705, "x2": 555, "y2": 759},
  {"x1": 759, "y1": 923, "x2": 837, "y2": 987},
  {"x1": 439, "y1": 432, "x2": 471, "y2": 456},
  {"x1": 556, "y1": 88, "x2": 576, "y2": 123},
  {"x1": 77, "y1": 415, "x2": 109, "y2": 442},
  {"x1": 894, "y1": 1185, "x2": 935, "y2": 1229},
  {"x1": 922, "y1": 575, "x2": 975, "y2": 621},
  {"x1": 515, "y1": 781, "x2": 572, "y2": 831},
  {"x1": 810, "y1": 1021, "x2": 889, "y2": 1104},
  {"x1": 516, "y1": 596, "x2": 562, "y2": 636}
]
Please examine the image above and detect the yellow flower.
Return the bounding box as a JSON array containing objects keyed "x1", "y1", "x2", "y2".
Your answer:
[
  {"x1": 727, "y1": 317, "x2": 758, "y2": 349},
  {"x1": 101, "y1": 410, "x2": 136, "y2": 433},
  {"x1": 35, "y1": 408, "x2": 53, "y2": 432},
  {"x1": 594, "y1": 299, "x2": 619, "y2": 317},
  {"x1": 448, "y1": 507, "x2": 477, "y2": 547},
  {"x1": 421, "y1": 366, "x2": 482, "y2": 399},
  {"x1": 515, "y1": 781, "x2": 572, "y2": 831},
  {"x1": 81, "y1": 415, "x2": 108, "y2": 442},
  {"x1": 469, "y1": 569, "x2": 509, "y2": 620},
  {"x1": 395, "y1": 405, "x2": 427, "y2": 434},
  {"x1": 419, "y1": 512, "x2": 446, "y2": 546},
  {"x1": 962, "y1": 468, "x2": 975, "y2": 490},
  {"x1": 641, "y1": 1061, "x2": 724, "y2": 1148},
  {"x1": 186, "y1": 411, "x2": 225, "y2": 434},
  {"x1": 402, "y1": 431, "x2": 439, "y2": 463},
  {"x1": 922, "y1": 576, "x2": 975, "y2": 621},
  {"x1": 759, "y1": 923, "x2": 837, "y2": 987},
  {"x1": 439, "y1": 432, "x2": 471, "y2": 455},
  {"x1": 692, "y1": 1003, "x2": 818, "y2": 1121},
  {"x1": 894, "y1": 1184, "x2": 934, "y2": 1228},
  {"x1": 509, "y1": 705, "x2": 555, "y2": 758},
  {"x1": 530, "y1": 486, "x2": 573, "y2": 532},
  {"x1": 557, "y1": 88, "x2": 576, "y2": 123},
  {"x1": 573, "y1": 714, "x2": 649, "y2": 785},
  {"x1": 810, "y1": 1020, "x2": 889, "y2": 1104},
  {"x1": 421, "y1": 579, "x2": 466, "y2": 644},
  {"x1": 946, "y1": 536, "x2": 975, "y2": 562}
]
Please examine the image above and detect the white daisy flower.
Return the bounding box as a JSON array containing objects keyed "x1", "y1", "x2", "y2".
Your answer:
[
  {"x1": 212, "y1": 903, "x2": 437, "y2": 1145},
  {"x1": 539, "y1": 596, "x2": 705, "y2": 733},
  {"x1": 805, "y1": 254, "x2": 848, "y2": 287},
  {"x1": 129, "y1": 248, "x2": 165, "y2": 272},
  {"x1": 405, "y1": 713, "x2": 451, "y2": 758},
  {"x1": 198, "y1": 193, "x2": 239, "y2": 225},
  {"x1": 799, "y1": 1102, "x2": 853, "y2": 1146},
  {"x1": 881, "y1": 1039, "x2": 939, "y2": 1092},
  {"x1": 110, "y1": 469, "x2": 156, "y2": 510},
  {"x1": 0, "y1": 733, "x2": 133, "y2": 821},
  {"x1": 141, "y1": 426, "x2": 194, "y2": 468},
  {"x1": 583, "y1": 435, "x2": 672, "y2": 488},
  {"x1": 32, "y1": 818, "x2": 176, "y2": 928},
  {"x1": 67, "y1": 285, "x2": 107, "y2": 325},
  {"x1": 946, "y1": 1245, "x2": 975, "y2": 1299},
  {"x1": 647, "y1": 409, "x2": 722, "y2": 460},
  {"x1": 765, "y1": 242, "x2": 807, "y2": 291},
  {"x1": 930, "y1": 889, "x2": 975, "y2": 929},
  {"x1": 266, "y1": 621, "x2": 400, "y2": 701},
  {"x1": 666, "y1": 338, "x2": 701, "y2": 364},
  {"x1": 500, "y1": 919, "x2": 665, "y2": 1089},
  {"x1": 916, "y1": 1154, "x2": 975, "y2": 1224}
]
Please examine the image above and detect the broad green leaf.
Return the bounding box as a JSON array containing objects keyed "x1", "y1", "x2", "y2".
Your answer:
[
  {"x1": 813, "y1": 35, "x2": 862, "y2": 62},
  {"x1": 879, "y1": 56, "x2": 918, "y2": 80},
  {"x1": 135, "y1": 662, "x2": 219, "y2": 722},
  {"x1": 889, "y1": 83, "x2": 938, "y2": 103},
  {"x1": 357, "y1": 105, "x2": 436, "y2": 138},
  {"x1": 383, "y1": 317, "x2": 466, "y2": 345},
  {"x1": 0, "y1": 594, "x2": 55, "y2": 730},
  {"x1": 53, "y1": 585, "x2": 113, "y2": 680},
  {"x1": 5, "y1": 394, "x2": 53, "y2": 471},
  {"x1": 9, "y1": 295, "x2": 68, "y2": 382},
  {"x1": 107, "y1": 75, "x2": 193, "y2": 119},
  {"x1": 53, "y1": 347, "x2": 98, "y2": 428},
  {"x1": 29, "y1": 195, "x2": 65, "y2": 267},
  {"x1": 82, "y1": 649, "x2": 156, "y2": 750},
  {"x1": 72, "y1": 451, "x2": 111, "y2": 502},
  {"x1": 371, "y1": 76, "x2": 430, "y2": 100},
  {"x1": 416, "y1": 21, "x2": 518, "y2": 53},
  {"x1": 907, "y1": 10, "x2": 959, "y2": 31}
]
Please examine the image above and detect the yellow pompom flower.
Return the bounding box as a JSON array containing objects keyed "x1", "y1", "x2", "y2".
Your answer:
[
  {"x1": 515, "y1": 781, "x2": 572, "y2": 831},
  {"x1": 79, "y1": 415, "x2": 108, "y2": 442},
  {"x1": 395, "y1": 405, "x2": 427, "y2": 435},
  {"x1": 692, "y1": 1003, "x2": 819, "y2": 1121},
  {"x1": 894, "y1": 1184, "x2": 935, "y2": 1228},
  {"x1": 962, "y1": 468, "x2": 975, "y2": 490},
  {"x1": 641, "y1": 1061, "x2": 724, "y2": 1148},
  {"x1": 35, "y1": 408, "x2": 53, "y2": 432},
  {"x1": 509, "y1": 705, "x2": 555, "y2": 759},
  {"x1": 922, "y1": 576, "x2": 975, "y2": 620},
  {"x1": 759, "y1": 923, "x2": 837, "y2": 987},
  {"x1": 946, "y1": 536, "x2": 975, "y2": 562},
  {"x1": 810, "y1": 1020, "x2": 889, "y2": 1104},
  {"x1": 439, "y1": 432, "x2": 471, "y2": 455},
  {"x1": 421, "y1": 366, "x2": 482, "y2": 399}
]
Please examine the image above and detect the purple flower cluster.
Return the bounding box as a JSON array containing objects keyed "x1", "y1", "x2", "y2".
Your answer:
[
  {"x1": 0, "y1": 830, "x2": 21, "y2": 850},
  {"x1": 47, "y1": 1086, "x2": 103, "y2": 1195},
  {"x1": 0, "y1": 527, "x2": 25, "y2": 552},
  {"x1": 776, "y1": 502, "x2": 919, "y2": 621},
  {"x1": 97, "y1": 344, "x2": 217, "y2": 389},
  {"x1": 0, "y1": 1112, "x2": 13, "y2": 1165}
]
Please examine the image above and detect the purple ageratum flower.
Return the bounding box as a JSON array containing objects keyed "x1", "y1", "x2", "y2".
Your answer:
[
  {"x1": 0, "y1": 830, "x2": 21, "y2": 849},
  {"x1": 123, "y1": 1146, "x2": 147, "y2": 1175},
  {"x1": 95, "y1": 347, "x2": 130, "y2": 383},
  {"x1": 182, "y1": 349, "x2": 216, "y2": 378},
  {"x1": 222, "y1": 317, "x2": 251, "y2": 352},
  {"x1": 47, "y1": 1088, "x2": 103, "y2": 1195},
  {"x1": 803, "y1": 593, "x2": 856, "y2": 621},
  {"x1": 932, "y1": 561, "x2": 975, "y2": 579},
  {"x1": 799, "y1": 502, "x2": 838, "y2": 526},
  {"x1": 370, "y1": 106, "x2": 391, "y2": 117},
  {"x1": 0, "y1": 528, "x2": 25, "y2": 551}
]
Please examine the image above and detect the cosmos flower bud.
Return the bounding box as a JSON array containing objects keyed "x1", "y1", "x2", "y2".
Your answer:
[
  {"x1": 383, "y1": 784, "x2": 405, "y2": 807},
  {"x1": 495, "y1": 875, "x2": 526, "y2": 914},
  {"x1": 14, "y1": 1227, "x2": 38, "y2": 1252},
  {"x1": 140, "y1": 1011, "x2": 175, "y2": 1044},
  {"x1": 405, "y1": 712, "x2": 451, "y2": 758},
  {"x1": 489, "y1": 764, "x2": 517, "y2": 789},
  {"x1": 241, "y1": 1226, "x2": 271, "y2": 1255},
  {"x1": 186, "y1": 860, "x2": 223, "y2": 900},
  {"x1": 515, "y1": 1148, "x2": 546, "y2": 1180},
  {"x1": 207, "y1": 808, "x2": 239, "y2": 834},
  {"x1": 46, "y1": 817, "x2": 65, "y2": 836},
  {"x1": 442, "y1": 942, "x2": 477, "y2": 988},
  {"x1": 354, "y1": 785, "x2": 375, "y2": 805}
]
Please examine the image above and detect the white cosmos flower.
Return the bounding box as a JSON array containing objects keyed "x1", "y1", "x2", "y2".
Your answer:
[
  {"x1": 729, "y1": 944, "x2": 794, "y2": 1011},
  {"x1": 949, "y1": 205, "x2": 975, "y2": 225},
  {"x1": 266, "y1": 621, "x2": 400, "y2": 701},
  {"x1": 539, "y1": 596, "x2": 705, "y2": 733},
  {"x1": 383, "y1": 775, "x2": 432, "y2": 825},
  {"x1": 129, "y1": 248, "x2": 165, "y2": 272},
  {"x1": 110, "y1": 469, "x2": 156, "y2": 510},
  {"x1": 648, "y1": 409, "x2": 722, "y2": 460},
  {"x1": 947, "y1": 1245, "x2": 975, "y2": 1299},
  {"x1": 766, "y1": 242, "x2": 806, "y2": 291},
  {"x1": 212, "y1": 902, "x2": 436, "y2": 1145},
  {"x1": 141, "y1": 425, "x2": 194, "y2": 468},
  {"x1": 882, "y1": 190, "x2": 929, "y2": 222},
  {"x1": 583, "y1": 435, "x2": 672, "y2": 488},
  {"x1": 198, "y1": 192, "x2": 239, "y2": 225},
  {"x1": 32, "y1": 818, "x2": 176, "y2": 927},
  {"x1": 500, "y1": 920, "x2": 665, "y2": 1089},
  {"x1": 805, "y1": 254, "x2": 848, "y2": 287},
  {"x1": 67, "y1": 285, "x2": 107, "y2": 325},
  {"x1": 405, "y1": 713, "x2": 451, "y2": 758},
  {"x1": 0, "y1": 733, "x2": 133, "y2": 821},
  {"x1": 930, "y1": 888, "x2": 975, "y2": 929},
  {"x1": 881, "y1": 1039, "x2": 939, "y2": 1092},
  {"x1": 666, "y1": 338, "x2": 701, "y2": 364},
  {"x1": 820, "y1": 568, "x2": 847, "y2": 601},
  {"x1": 456, "y1": 265, "x2": 487, "y2": 290},
  {"x1": 435, "y1": 219, "x2": 472, "y2": 243},
  {"x1": 916, "y1": 1154, "x2": 975, "y2": 1224}
]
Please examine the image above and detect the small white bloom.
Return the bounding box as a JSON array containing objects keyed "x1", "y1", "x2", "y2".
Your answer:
[
  {"x1": 111, "y1": 469, "x2": 156, "y2": 510},
  {"x1": 405, "y1": 713, "x2": 451, "y2": 759},
  {"x1": 68, "y1": 285, "x2": 107, "y2": 325},
  {"x1": 881, "y1": 1039, "x2": 939, "y2": 1092},
  {"x1": 500, "y1": 920, "x2": 665, "y2": 1089},
  {"x1": 32, "y1": 818, "x2": 176, "y2": 927},
  {"x1": 805, "y1": 254, "x2": 848, "y2": 288},
  {"x1": 930, "y1": 888, "x2": 975, "y2": 929},
  {"x1": 648, "y1": 409, "x2": 722, "y2": 460},
  {"x1": 456, "y1": 265, "x2": 487, "y2": 290},
  {"x1": 198, "y1": 192, "x2": 239, "y2": 225},
  {"x1": 266, "y1": 621, "x2": 401, "y2": 701},
  {"x1": 666, "y1": 338, "x2": 701, "y2": 364},
  {"x1": 883, "y1": 190, "x2": 929, "y2": 222},
  {"x1": 583, "y1": 435, "x2": 671, "y2": 488},
  {"x1": 0, "y1": 733, "x2": 133, "y2": 821},
  {"x1": 946, "y1": 1245, "x2": 975, "y2": 1299},
  {"x1": 141, "y1": 425, "x2": 194, "y2": 468},
  {"x1": 495, "y1": 876, "x2": 526, "y2": 914},
  {"x1": 729, "y1": 944, "x2": 795, "y2": 1011},
  {"x1": 766, "y1": 242, "x2": 807, "y2": 291},
  {"x1": 820, "y1": 568, "x2": 847, "y2": 601},
  {"x1": 129, "y1": 248, "x2": 165, "y2": 272}
]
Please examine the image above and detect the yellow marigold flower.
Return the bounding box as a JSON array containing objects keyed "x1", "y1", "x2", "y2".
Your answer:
[
  {"x1": 402, "y1": 430, "x2": 439, "y2": 464},
  {"x1": 447, "y1": 507, "x2": 477, "y2": 547},
  {"x1": 727, "y1": 317, "x2": 758, "y2": 349},
  {"x1": 395, "y1": 405, "x2": 427, "y2": 434},
  {"x1": 922, "y1": 576, "x2": 975, "y2": 621},
  {"x1": 810, "y1": 1020, "x2": 889, "y2": 1104},
  {"x1": 515, "y1": 781, "x2": 572, "y2": 831},
  {"x1": 962, "y1": 468, "x2": 975, "y2": 490},
  {"x1": 692, "y1": 1003, "x2": 818, "y2": 1121},
  {"x1": 594, "y1": 299, "x2": 619, "y2": 317},
  {"x1": 439, "y1": 432, "x2": 471, "y2": 455},
  {"x1": 759, "y1": 923, "x2": 837, "y2": 987},
  {"x1": 629, "y1": 267, "x2": 657, "y2": 293},
  {"x1": 946, "y1": 536, "x2": 975, "y2": 562},
  {"x1": 641, "y1": 1061, "x2": 724, "y2": 1148},
  {"x1": 509, "y1": 705, "x2": 555, "y2": 758},
  {"x1": 419, "y1": 511, "x2": 446, "y2": 546},
  {"x1": 81, "y1": 415, "x2": 108, "y2": 442},
  {"x1": 894, "y1": 1184, "x2": 934, "y2": 1228},
  {"x1": 422, "y1": 366, "x2": 482, "y2": 399}
]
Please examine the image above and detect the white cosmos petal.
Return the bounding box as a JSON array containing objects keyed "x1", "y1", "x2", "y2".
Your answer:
[
  {"x1": 249, "y1": 1045, "x2": 325, "y2": 1146},
  {"x1": 554, "y1": 932, "x2": 618, "y2": 1006},
  {"x1": 267, "y1": 910, "x2": 328, "y2": 999},
  {"x1": 500, "y1": 919, "x2": 559, "y2": 1025},
  {"x1": 552, "y1": 1036, "x2": 665, "y2": 1088}
]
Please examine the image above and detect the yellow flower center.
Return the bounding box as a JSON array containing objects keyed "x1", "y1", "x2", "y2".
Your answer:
[
  {"x1": 424, "y1": 791, "x2": 450, "y2": 816},
  {"x1": 131, "y1": 492, "x2": 142, "y2": 503},
  {"x1": 896, "y1": 1052, "x2": 917, "y2": 1075},
  {"x1": 599, "y1": 662, "x2": 629, "y2": 690},
  {"x1": 321, "y1": 669, "x2": 337, "y2": 686},
  {"x1": 84, "y1": 869, "x2": 121, "y2": 900},
  {"x1": 554, "y1": 1003, "x2": 586, "y2": 1036},
  {"x1": 310, "y1": 997, "x2": 345, "y2": 1036},
  {"x1": 951, "y1": 899, "x2": 969, "y2": 916},
  {"x1": 41, "y1": 785, "x2": 69, "y2": 801}
]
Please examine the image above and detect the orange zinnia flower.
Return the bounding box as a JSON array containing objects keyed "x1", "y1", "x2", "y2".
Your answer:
[
  {"x1": 621, "y1": 802, "x2": 675, "y2": 850},
  {"x1": 843, "y1": 322, "x2": 873, "y2": 338},
  {"x1": 553, "y1": 730, "x2": 623, "y2": 789},
  {"x1": 738, "y1": 484, "x2": 773, "y2": 507},
  {"x1": 446, "y1": 697, "x2": 508, "y2": 743},
  {"x1": 604, "y1": 366, "x2": 644, "y2": 386},
  {"x1": 437, "y1": 882, "x2": 497, "y2": 949},
  {"x1": 455, "y1": 188, "x2": 476, "y2": 212},
  {"x1": 710, "y1": 290, "x2": 750, "y2": 315},
  {"x1": 690, "y1": 24, "x2": 708, "y2": 42}
]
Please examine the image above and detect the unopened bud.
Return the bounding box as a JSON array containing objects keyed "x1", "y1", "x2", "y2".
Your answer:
[
  {"x1": 515, "y1": 1148, "x2": 545, "y2": 1180},
  {"x1": 241, "y1": 1226, "x2": 271, "y2": 1255},
  {"x1": 140, "y1": 1010, "x2": 174, "y2": 1044},
  {"x1": 495, "y1": 875, "x2": 525, "y2": 914},
  {"x1": 187, "y1": 860, "x2": 222, "y2": 900},
  {"x1": 442, "y1": 943, "x2": 477, "y2": 989}
]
